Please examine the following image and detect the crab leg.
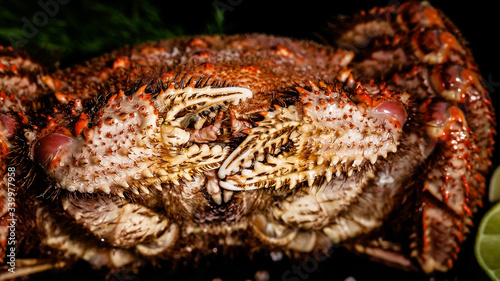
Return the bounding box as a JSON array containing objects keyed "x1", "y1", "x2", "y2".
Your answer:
[
  {"x1": 35, "y1": 204, "x2": 137, "y2": 268},
  {"x1": 0, "y1": 259, "x2": 67, "y2": 280},
  {"x1": 61, "y1": 195, "x2": 179, "y2": 256},
  {"x1": 1, "y1": 46, "x2": 45, "y2": 263},
  {"x1": 414, "y1": 101, "x2": 481, "y2": 271},
  {"x1": 335, "y1": 1, "x2": 494, "y2": 272},
  {"x1": 0, "y1": 46, "x2": 43, "y2": 112}
]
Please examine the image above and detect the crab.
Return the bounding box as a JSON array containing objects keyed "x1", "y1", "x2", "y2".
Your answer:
[{"x1": 0, "y1": 1, "x2": 495, "y2": 279}]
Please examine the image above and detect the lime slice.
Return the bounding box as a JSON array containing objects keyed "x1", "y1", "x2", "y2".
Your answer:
[
  {"x1": 476, "y1": 202, "x2": 500, "y2": 280},
  {"x1": 489, "y1": 166, "x2": 500, "y2": 203}
]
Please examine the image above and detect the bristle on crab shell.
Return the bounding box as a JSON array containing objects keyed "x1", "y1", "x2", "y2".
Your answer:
[{"x1": 219, "y1": 79, "x2": 409, "y2": 191}]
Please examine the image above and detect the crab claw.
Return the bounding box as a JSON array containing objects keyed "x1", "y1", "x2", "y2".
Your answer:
[
  {"x1": 152, "y1": 80, "x2": 252, "y2": 184},
  {"x1": 219, "y1": 80, "x2": 408, "y2": 191},
  {"x1": 30, "y1": 88, "x2": 159, "y2": 194},
  {"x1": 156, "y1": 80, "x2": 251, "y2": 154},
  {"x1": 32, "y1": 77, "x2": 253, "y2": 195},
  {"x1": 218, "y1": 104, "x2": 302, "y2": 190},
  {"x1": 155, "y1": 82, "x2": 252, "y2": 130}
]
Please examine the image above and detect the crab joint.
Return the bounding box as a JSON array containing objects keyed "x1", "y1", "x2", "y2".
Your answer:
[
  {"x1": 371, "y1": 100, "x2": 407, "y2": 129},
  {"x1": 160, "y1": 125, "x2": 191, "y2": 149},
  {"x1": 32, "y1": 133, "x2": 74, "y2": 169}
]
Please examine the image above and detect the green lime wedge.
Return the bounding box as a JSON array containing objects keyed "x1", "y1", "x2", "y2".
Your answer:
[
  {"x1": 489, "y1": 166, "x2": 500, "y2": 203},
  {"x1": 476, "y1": 202, "x2": 500, "y2": 280}
]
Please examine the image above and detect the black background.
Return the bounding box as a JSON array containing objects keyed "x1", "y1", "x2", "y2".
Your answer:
[{"x1": 1, "y1": 0, "x2": 499, "y2": 280}]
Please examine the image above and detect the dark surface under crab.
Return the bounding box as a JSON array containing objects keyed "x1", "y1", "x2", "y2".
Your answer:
[{"x1": 2, "y1": 0, "x2": 500, "y2": 281}]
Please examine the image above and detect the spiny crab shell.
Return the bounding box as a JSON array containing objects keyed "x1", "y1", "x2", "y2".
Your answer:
[{"x1": 0, "y1": 1, "x2": 495, "y2": 278}]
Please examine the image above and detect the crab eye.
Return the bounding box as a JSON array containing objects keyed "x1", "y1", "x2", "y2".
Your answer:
[{"x1": 32, "y1": 133, "x2": 73, "y2": 169}]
